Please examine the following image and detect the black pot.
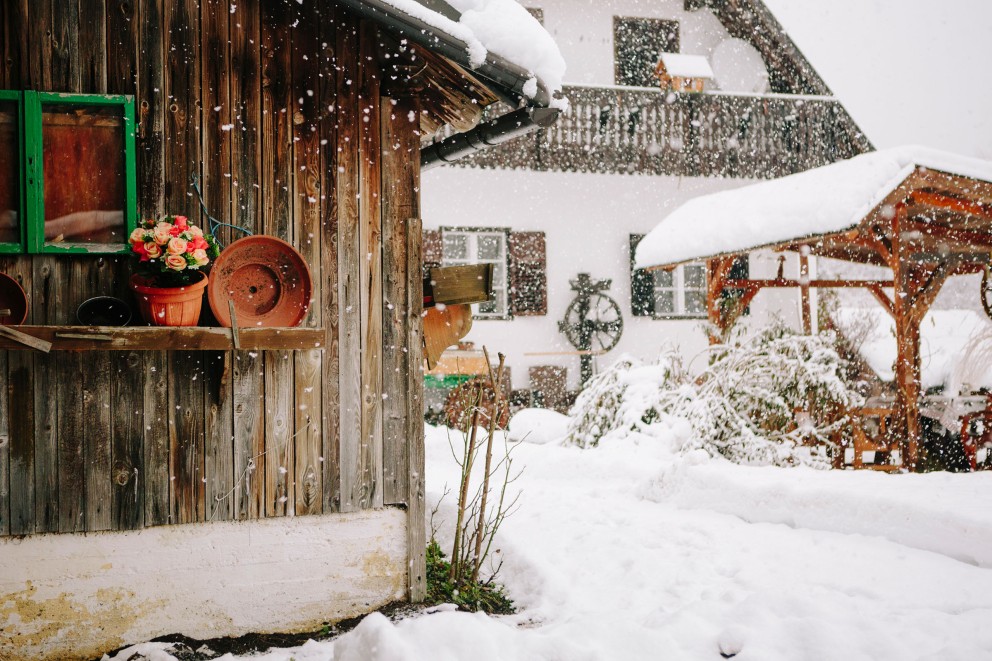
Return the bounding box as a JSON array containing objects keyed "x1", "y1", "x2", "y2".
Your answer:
[{"x1": 76, "y1": 296, "x2": 132, "y2": 327}]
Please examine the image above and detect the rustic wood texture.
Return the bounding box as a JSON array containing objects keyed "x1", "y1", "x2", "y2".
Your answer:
[
  {"x1": 261, "y1": 0, "x2": 295, "y2": 518},
  {"x1": 335, "y1": 10, "x2": 363, "y2": 514},
  {"x1": 292, "y1": 0, "x2": 323, "y2": 516},
  {"x1": 0, "y1": 326, "x2": 325, "y2": 351},
  {"x1": 317, "y1": 0, "x2": 341, "y2": 515},
  {"x1": 359, "y1": 23, "x2": 384, "y2": 511},
  {"x1": 0, "y1": 2, "x2": 423, "y2": 538}
]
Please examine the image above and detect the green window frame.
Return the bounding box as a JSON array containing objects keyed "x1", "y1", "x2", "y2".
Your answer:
[
  {"x1": 0, "y1": 91, "x2": 137, "y2": 255},
  {"x1": 0, "y1": 90, "x2": 25, "y2": 253}
]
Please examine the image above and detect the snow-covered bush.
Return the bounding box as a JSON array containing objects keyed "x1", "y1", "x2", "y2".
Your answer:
[{"x1": 565, "y1": 325, "x2": 863, "y2": 468}]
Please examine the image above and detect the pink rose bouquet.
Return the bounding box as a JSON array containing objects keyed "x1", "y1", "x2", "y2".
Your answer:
[{"x1": 130, "y1": 215, "x2": 220, "y2": 286}]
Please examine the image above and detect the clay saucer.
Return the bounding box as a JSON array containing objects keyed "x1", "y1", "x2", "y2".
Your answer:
[
  {"x1": 207, "y1": 235, "x2": 312, "y2": 328},
  {"x1": 0, "y1": 272, "x2": 28, "y2": 325}
]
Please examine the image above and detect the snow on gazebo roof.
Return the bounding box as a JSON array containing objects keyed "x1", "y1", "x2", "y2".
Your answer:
[
  {"x1": 657, "y1": 53, "x2": 714, "y2": 79},
  {"x1": 635, "y1": 146, "x2": 992, "y2": 269}
]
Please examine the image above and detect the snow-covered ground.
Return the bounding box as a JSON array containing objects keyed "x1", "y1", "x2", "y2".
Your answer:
[{"x1": 113, "y1": 420, "x2": 992, "y2": 661}]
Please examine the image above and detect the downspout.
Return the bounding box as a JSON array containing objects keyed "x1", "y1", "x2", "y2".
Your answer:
[
  {"x1": 336, "y1": 0, "x2": 563, "y2": 169},
  {"x1": 420, "y1": 106, "x2": 560, "y2": 171}
]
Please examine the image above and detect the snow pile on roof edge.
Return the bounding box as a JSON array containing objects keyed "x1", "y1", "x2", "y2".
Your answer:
[
  {"x1": 635, "y1": 145, "x2": 992, "y2": 269},
  {"x1": 379, "y1": 0, "x2": 566, "y2": 101}
]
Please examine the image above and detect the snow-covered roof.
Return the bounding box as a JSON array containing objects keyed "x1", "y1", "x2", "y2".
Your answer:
[
  {"x1": 635, "y1": 146, "x2": 992, "y2": 269},
  {"x1": 658, "y1": 53, "x2": 714, "y2": 80},
  {"x1": 369, "y1": 0, "x2": 566, "y2": 105}
]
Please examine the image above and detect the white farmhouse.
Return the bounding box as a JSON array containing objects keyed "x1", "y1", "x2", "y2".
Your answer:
[{"x1": 421, "y1": 0, "x2": 870, "y2": 404}]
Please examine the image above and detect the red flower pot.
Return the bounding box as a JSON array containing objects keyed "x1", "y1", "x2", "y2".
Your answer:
[{"x1": 130, "y1": 272, "x2": 208, "y2": 327}]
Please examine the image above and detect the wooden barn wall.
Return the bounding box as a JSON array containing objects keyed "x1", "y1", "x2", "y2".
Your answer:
[{"x1": 0, "y1": 0, "x2": 422, "y2": 537}]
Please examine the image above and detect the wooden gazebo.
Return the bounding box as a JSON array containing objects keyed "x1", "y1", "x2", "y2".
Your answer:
[{"x1": 635, "y1": 147, "x2": 992, "y2": 470}]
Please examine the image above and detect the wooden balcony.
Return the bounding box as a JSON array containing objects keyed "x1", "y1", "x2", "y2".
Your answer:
[{"x1": 440, "y1": 85, "x2": 872, "y2": 179}]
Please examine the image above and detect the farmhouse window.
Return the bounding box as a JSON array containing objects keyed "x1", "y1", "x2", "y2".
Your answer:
[
  {"x1": 613, "y1": 17, "x2": 680, "y2": 87},
  {"x1": 425, "y1": 227, "x2": 547, "y2": 319},
  {"x1": 0, "y1": 91, "x2": 137, "y2": 255},
  {"x1": 629, "y1": 234, "x2": 749, "y2": 318}
]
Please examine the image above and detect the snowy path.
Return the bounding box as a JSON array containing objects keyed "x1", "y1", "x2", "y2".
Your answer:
[{"x1": 120, "y1": 426, "x2": 992, "y2": 661}]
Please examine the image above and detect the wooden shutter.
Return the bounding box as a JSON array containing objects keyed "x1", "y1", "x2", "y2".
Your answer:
[
  {"x1": 423, "y1": 229, "x2": 442, "y2": 272},
  {"x1": 630, "y1": 234, "x2": 654, "y2": 317},
  {"x1": 509, "y1": 231, "x2": 547, "y2": 316}
]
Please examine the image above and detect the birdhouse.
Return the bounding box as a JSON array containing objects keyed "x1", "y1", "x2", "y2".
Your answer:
[{"x1": 655, "y1": 53, "x2": 715, "y2": 93}]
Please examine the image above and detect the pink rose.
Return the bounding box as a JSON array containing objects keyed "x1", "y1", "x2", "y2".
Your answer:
[
  {"x1": 167, "y1": 237, "x2": 188, "y2": 255},
  {"x1": 153, "y1": 227, "x2": 171, "y2": 245},
  {"x1": 129, "y1": 228, "x2": 146, "y2": 244},
  {"x1": 187, "y1": 225, "x2": 204, "y2": 238},
  {"x1": 165, "y1": 254, "x2": 187, "y2": 271},
  {"x1": 144, "y1": 242, "x2": 162, "y2": 259},
  {"x1": 192, "y1": 248, "x2": 209, "y2": 266}
]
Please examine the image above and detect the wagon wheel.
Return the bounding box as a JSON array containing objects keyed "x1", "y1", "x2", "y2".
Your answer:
[
  {"x1": 983, "y1": 265, "x2": 992, "y2": 322},
  {"x1": 561, "y1": 292, "x2": 624, "y2": 352}
]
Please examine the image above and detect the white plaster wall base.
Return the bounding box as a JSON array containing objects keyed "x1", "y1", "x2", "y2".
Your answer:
[{"x1": 0, "y1": 509, "x2": 407, "y2": 661}]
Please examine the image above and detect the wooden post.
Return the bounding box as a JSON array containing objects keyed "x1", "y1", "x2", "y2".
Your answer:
[{"x1": 799, "y1": 249, "x2": 812, "y2": 334}]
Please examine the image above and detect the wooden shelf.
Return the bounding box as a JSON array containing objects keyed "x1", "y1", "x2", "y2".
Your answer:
[{"x1": 0, "y1": 325, "x2": 326, "y2": 352}]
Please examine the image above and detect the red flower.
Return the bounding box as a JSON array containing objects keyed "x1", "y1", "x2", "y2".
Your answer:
[
  {"x1": 189, "y1": 236, "x2": 209, "y2": 252},
  {"x1": 173, "y1": 216, "x2": 189, "y2": 230}
]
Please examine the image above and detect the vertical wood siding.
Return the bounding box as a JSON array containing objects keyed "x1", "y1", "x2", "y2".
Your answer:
[{"x1": 0, "y1": 0, "x2": 423, "y2": 539}]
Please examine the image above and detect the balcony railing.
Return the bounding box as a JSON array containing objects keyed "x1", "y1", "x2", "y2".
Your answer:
[{"x1": 437, "y1": 85, "x2": 872, "y2": 179}]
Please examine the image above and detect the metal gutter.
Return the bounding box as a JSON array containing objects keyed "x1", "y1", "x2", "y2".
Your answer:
[{"x1": 337, "y1": 0, "x2": 562, "y2": 169}]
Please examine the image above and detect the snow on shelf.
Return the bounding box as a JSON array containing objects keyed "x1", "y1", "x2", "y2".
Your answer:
[
  {"x1": 635, "y1": 145, "x2": 992, "y2": 269},
  {"x1": 657, "y1": 53, "x2": 714, "y2": 79}
]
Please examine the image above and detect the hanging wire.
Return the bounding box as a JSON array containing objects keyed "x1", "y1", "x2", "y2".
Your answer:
[{"x1": 190, "y1": 174, "x2": 253, "y2": 248}]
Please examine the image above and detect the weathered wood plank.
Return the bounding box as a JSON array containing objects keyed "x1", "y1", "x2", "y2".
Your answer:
[
  {"x1": 358, "y1": 23, "x2": 384, "y2": 510},
  {"x1": 111, "y1": 351, "x2": 144, "y2": 530},
  {"x1": 78, "y1": 0, "x2": 107, "y2": 92},
  {"x1": 335, "y1": 11, "x2": 362, "y2": 513},
  {"x1": 200, "y1": 0, "x2": 234, "y2": 522},
  {"x1": 317, "y1": 0, "x2": 341, "y2": 514},
  {"x1": 230, "y1": 0, "x2": 264, "y2": 521},
  {"x1": 0, "y1": 349, "x2": 7, "y2": 536},
  {"x1": 50, "y1": 0, "x2": 81, "y2": 92},
  {"x1": 7, "y1": 349, "x2": 34, "y2": 535},
  {"x1": 264, "y1": 350, "x2": 293, "y2": 516},
  {"x1": 82, "y1": 349, "x2": 113, "y2": 532},
  {"x1": 57, "y1": 351, "x2": 84, "y2": 533},
  {"x1": 0, "y1": 257, "x2": 41, "y2": 535},
  {"x1": 232, "y1": 349, "x2": 264, "y2": 519},
  {"x1": 204, "y1": 351, "x2": 233, "y2": 521},
  {"x1": 407, "y1": 211, "x2": 426, "y2": 601},
  {"x1": 106, "y1": 0, "x2": 138, "y2": 95},
  {"x1": 261, "y1": 0, "x2": 295, "y2": 517},
  {"x1": 143, "y1": 350, "x2": 170, "y2": 526},
  {"x1": 26, "y1": 0, "x2": 52, "y2": 91},
  {"x1": 381, "y1": 93, "x2": 416, "y2": 506},
  {"x1": 164, "y1": 0, "x2": 205, "y2": 526},
  {"x1": 292, "y1": 0, "x2": 322, "y2": 516},
  {"x1": 0, "y1": 0, "x2": 27, "y2": 88},
  {"x1": 137, "y1": 0, "x2": 166, "y2": 218}
]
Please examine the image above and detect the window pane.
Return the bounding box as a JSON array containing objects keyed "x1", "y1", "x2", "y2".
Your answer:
[
  {"x1": 683, "y1": 264, "x2": 706, "y2": 288},
  {"x1": 442, "y1": 233, "x2": 468, "y2": 260},
  {"x1": 0, "y1": 101, "x2": 18, "y2": 244},
  {"x1": 654, "y1": 290, "x2": 674, "y2": 314},
  {"x1": 477, "y1": 234, "x2": 502, "y2": 260},
  {"x1": 491, "y1": 261, "x2": 505, "y2": 287},
  {"x1": 653, "y1": 269, "x2": 673, "y2": 288},
  {"x1": 685, "y1": 291, "x2": 706, "y2": 314},
  {"x1": 42, "y1": 104, "x2": 126, "y2": 246}
]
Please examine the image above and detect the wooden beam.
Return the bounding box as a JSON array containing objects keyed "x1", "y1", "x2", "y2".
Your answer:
[
  {"x1": 799, "y1": 250, "x2": 812, "y2": 334},
  {"x1": 910, "y1": 190, "x2": 992, "y2": 221},
  {"x1": 0, "y1": 326, "x2": 325, "y2": 351},
  {"x1": 866, "y1": 284, "x2": 895, "y2": 318},
  {"x1": 722, "y1": 278, "x2": 894, "y2": 289}
]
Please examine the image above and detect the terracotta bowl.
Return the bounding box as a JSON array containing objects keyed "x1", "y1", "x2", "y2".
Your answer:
[
  {"x1": 207, "y1": 235, "x2": 313, "y2": 328},
  {"x1": 0, "y1": 272, "x2": 28, "y2": 325}
]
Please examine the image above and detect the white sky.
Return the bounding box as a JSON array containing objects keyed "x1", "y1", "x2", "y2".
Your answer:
[{"x1": 762, "y1": 0, "x2": 992, "y2": 159}]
